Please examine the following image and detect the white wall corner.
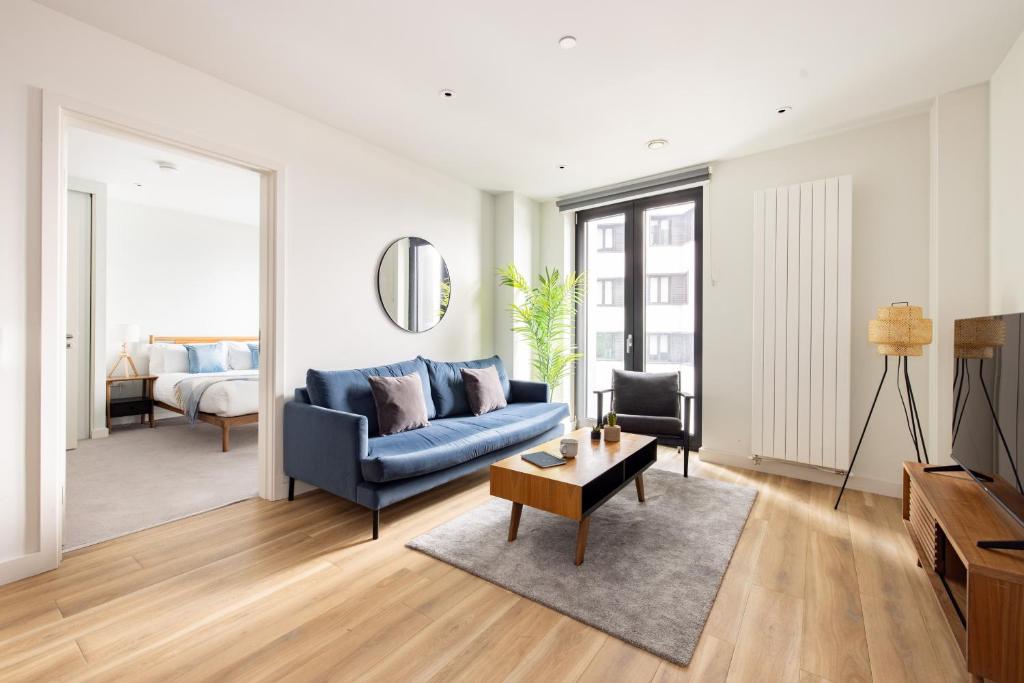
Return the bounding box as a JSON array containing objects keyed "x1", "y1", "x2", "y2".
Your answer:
[{"x1": 927, "y1": 84, "x2": 990, "y2": 468}]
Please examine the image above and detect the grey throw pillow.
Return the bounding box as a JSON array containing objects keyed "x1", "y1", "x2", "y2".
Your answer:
[
  {"x1": 461, "y1": 366, "x2": 508, "y2": 415},
  {"x1": 367, "y1": 373, "x2": 430, "y2": 435}
]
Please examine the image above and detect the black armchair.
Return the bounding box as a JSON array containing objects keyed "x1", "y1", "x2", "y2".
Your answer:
[{"x1": 594, "y1": 369, "x2": 694, "y2": 476}]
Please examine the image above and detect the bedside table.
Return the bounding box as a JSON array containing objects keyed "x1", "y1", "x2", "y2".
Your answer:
[{"x1": 106, "y1": 375, "x2": 157, "y2": 429}]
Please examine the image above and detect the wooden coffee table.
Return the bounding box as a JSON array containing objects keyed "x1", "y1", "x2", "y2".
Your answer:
[{"x1": 490, "y1": 428, "x2": 658, "y2": 565}]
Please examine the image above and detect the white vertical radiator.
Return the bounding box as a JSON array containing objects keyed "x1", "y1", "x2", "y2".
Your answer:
[{"x1": 751, "y1": 176, "x2": 852, "y2": 471}]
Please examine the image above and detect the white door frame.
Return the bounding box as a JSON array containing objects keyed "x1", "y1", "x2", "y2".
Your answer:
[{"x1": 23, "y1": 91, "x2": 288, "y2": 579}]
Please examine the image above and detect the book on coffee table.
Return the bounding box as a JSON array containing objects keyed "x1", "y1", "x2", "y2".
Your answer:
[{"x1": 520, "y1": 451, "x2": 566, "y2": 468}]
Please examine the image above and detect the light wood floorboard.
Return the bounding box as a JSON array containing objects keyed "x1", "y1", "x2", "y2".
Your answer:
[{"x1": 0, "y1": 449, "x2": 967, "y2": 682}]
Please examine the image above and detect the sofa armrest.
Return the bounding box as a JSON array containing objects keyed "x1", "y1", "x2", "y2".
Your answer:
[
  {"x1": 509, "y1": 379, "x2": 550, "y2": 403},
  {"x1": 284, "y1": 400, "x2": 368, "y2": 503}
]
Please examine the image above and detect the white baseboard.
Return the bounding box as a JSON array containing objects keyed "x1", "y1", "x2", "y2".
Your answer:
[
  {"x1": 0, "y1": 550, "x2": 58, "y2": 586},
  {"x1": 697, "y1": 447, "x2": 902, "y2": 499},
  {"x1": 90, "y1": 427, "x2": 109, "y2": 439}
]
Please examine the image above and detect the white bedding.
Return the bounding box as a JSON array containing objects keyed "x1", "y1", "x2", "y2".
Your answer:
[{"x1": 154, "y1": 370, "x2": 259, "y2": 418}]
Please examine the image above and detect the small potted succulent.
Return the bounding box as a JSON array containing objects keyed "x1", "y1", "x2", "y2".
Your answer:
[
  {"x1": 603, "y1": 412, "x2": 621, "y2": 442},
  {"x1": 590, "y1": 419, "x2": 602, "y2": 441}
]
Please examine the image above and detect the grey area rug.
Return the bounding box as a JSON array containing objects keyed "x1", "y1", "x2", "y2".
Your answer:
[
  {"x1": 65, "y1": 418, "x2": 258, "y2": 550},
  {"x1": 407, "y1": 468, "x2": 756, "y2": 666}
]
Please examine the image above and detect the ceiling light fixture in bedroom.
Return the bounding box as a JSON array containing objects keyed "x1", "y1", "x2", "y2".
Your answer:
[
  {"x1": 776, "y1": 105, "x2": 792, "y2": 114},
  {"x1": 647, "y1": 139, "x2": 669, "y2": 150},
  {"x1": 558, "y1": 35, "x2": 577, "y2": 49},
  {"x1": 439, "y1": 89, "x2": 455, "y2": 99},
  {"x1": 156, "y1": 160, "x2": 179, "y2": 173}
]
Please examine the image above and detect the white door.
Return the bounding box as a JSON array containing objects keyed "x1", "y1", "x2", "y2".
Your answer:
[{"x1": 66, "y1": 190, "x2": 93, "y2": 449}]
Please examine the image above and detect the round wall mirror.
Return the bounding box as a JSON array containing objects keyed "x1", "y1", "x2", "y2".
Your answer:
[{"x1": 377, "y1": 237, "x2": 451, "y2": 332}]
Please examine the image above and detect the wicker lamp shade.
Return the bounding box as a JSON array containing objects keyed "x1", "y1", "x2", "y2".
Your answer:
[
  {"x1": 867, "y1": 304, "x2": 933, "y2": 356},
  {"x1": 954, "y1": 316, "x2": 1006, "y2": 359}
]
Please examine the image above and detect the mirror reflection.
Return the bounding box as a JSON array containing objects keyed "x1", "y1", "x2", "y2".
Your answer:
[{"x1": 377, "y1": 237, "x2": 451, "y2": 332}]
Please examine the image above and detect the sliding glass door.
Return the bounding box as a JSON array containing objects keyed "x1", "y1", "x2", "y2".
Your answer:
[{"x1": 576, "y1": 188, "x2": 702, "y2": 447}]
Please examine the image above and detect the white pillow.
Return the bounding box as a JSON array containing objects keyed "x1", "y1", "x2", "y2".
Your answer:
[
  {"x1": 226, "y1": 342, "x2": 256, "y2": 370},
  {"x1": 149, "y1": 343, "x2": 189, "y2": 374}
]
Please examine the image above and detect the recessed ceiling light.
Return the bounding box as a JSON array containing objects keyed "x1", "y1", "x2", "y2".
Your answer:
[
  {"x1": 133, "y1": 182, "x2": 143, "y2": 188},
  {"x1": 776, "y1": 105, "x2": 792, "y2": 114},
  {"x1": 558, "y1": 164, "x2": 566, "y2": 170},
  {"x1": 558, "y1": 35, "x2": 577, "y2": 49},
  {"x1": 647, "y1": 138, "x2": 669, "y2": 150},
  {"x1": 156, "y1": 160, "x2": 179, "y2": 173},
  {"x1": 439, "y1": 89, "x2": 455, "y2": 99}
]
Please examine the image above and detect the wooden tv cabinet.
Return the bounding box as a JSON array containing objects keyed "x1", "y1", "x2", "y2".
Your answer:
[{"x1": 902, "y1": 462, "x2": 1024, "y2": 683}]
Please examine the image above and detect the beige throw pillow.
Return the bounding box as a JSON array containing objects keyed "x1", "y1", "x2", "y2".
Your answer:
[
  {"x1": 367, "y1": 373, "x2": 430, "y2": 435},
  {"x1": 461, "y1": 366, "x2": 508, "y2": 415}
]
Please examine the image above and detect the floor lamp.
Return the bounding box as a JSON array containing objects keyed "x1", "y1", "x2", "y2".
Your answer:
[{"x1": 834, "y1": 303, "x2": 933, "y2": 509}]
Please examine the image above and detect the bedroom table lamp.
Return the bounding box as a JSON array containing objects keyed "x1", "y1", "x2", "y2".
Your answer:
[
  {"x1": 834, "y1": 302, "x2": 933, "y2": 509},
  {"x1": 108, "y1": 323, "x2": 141, "y2": 378}
]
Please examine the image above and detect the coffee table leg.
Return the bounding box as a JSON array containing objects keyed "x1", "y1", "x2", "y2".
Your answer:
[
  {"x1": 508, "y1": 502, "x2": 523, "y2": 542},
  {"x1": 575, "y1": 517, "x2": 591, "y2": 566},
  {"x1": 635, "y1": 473, "x2": 646, "y2": 503}
]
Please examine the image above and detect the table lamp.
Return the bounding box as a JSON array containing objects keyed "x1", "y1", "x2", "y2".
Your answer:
[{"x1": 108, "y1": 323, "x2": 141, "y2": 377}]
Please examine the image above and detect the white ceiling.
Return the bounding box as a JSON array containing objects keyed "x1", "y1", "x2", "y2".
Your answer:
[
  {"x1": 68, "y1": 126, "x2": 261, "y2": 225},
  {"x1": 42, "y1": 0, "x2": 1024, "y2": 200}
]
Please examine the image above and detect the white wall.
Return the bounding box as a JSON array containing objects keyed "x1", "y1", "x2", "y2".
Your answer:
[
  {"x1": 695, "y1": 114, "x2": 933, "y2": 495},
  {"x1": 492, "y1": 191, "x2": 540, "y2": 381},
  {"x1": 991, "y1": 31, "x2": 1024, "y2": 314},
  {"x1": 927, "y1": 85, "x2": 990, "y2": 469},
  {"x1": 1, "y1": 1, "x2": 492, "y2": 572}
]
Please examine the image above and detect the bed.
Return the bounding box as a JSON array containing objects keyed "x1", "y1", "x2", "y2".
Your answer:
[{"x1": 149, "y1": 335, "x2": 260, "y2": 452}]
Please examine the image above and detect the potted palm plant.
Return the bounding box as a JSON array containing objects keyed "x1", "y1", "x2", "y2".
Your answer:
[{"x1": 497, "y1": 265, "x2": 585, "y2": 407}]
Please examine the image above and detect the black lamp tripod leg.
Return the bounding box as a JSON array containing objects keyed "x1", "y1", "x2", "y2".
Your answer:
[
  {"x1": 903, "y1": 356, "x2": 929, "y2": 464},
  {"x1": 896, "y1": 357, "x2": 920, "y2": 462},
  {"x1": 835, "y1": 356, "x2": 889, "y2": 510}
]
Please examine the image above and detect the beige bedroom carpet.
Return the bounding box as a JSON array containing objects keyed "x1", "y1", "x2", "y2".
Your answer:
[{"x1": 65, "y1": 417, "x2": 258, "y2": 550}]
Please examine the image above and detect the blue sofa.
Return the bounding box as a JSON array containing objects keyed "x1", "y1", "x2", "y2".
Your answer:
[{"x1": 284, "y1": 355, "x2": 568, "y2": 538}]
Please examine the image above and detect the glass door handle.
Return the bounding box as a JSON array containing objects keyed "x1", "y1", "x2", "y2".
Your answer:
[{"x1": 626, "y1": 334, "x2": 633, "y2": 354}]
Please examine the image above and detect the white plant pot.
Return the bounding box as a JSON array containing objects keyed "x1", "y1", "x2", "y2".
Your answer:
[{"x1": 603, "y1": 425, "x2": 621, "y2": 442}]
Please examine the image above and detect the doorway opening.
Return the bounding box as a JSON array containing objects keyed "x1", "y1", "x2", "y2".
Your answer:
[
  {"x1": 575, "y1": 188, "x2": 703, "y2": 448},
  {"x1": 62, "y1": 125, "x2": 266, "y2": 550}
]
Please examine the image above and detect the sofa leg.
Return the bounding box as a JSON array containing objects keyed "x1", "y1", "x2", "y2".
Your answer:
[
  {"x1": 684, "y1": 444, "x2": 690, "y2": 478},
  {"x1": 288, "y1": 477, "x2": 295, "y2": 501},
  {"x1": 372, "y1": 509, "x2": 380, "y2": 540}
]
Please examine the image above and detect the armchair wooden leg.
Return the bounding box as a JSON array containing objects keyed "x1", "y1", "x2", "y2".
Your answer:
[
  {"x1": 635, "y1": 474, "x2": 645, "y2": 502},
  {"x1": 288, "y1": 477, "x2": 295, "y2": 501},
  {"x1": 372, "y1": 509, "x2": 380, "y2": 540}
]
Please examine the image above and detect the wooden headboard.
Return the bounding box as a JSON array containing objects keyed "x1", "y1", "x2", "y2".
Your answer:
[{"x1": 148, "y1": 335, "x2": 259, "y2": 344}]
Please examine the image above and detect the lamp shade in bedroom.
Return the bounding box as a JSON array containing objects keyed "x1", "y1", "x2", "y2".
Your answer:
[{"x1": 119, "y1": 323, "x2": 141, "y2": 344}]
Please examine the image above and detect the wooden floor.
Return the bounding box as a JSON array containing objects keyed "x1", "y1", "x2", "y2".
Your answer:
[{"x1": 0, "y1": 449, "x2": 968, "y2": 682}]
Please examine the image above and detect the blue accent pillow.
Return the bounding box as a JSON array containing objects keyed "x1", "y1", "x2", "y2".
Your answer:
[
  {"x1": 248, "y1": 343, "x2": 260, "y2": 369},
  {"x1": 306, "y1": 358, "x2": 436, "y2": 436},
  {"x1": 420, "y1": 355, "x2": 510, "y2": 417},
  {"x1": 184, "y1": 343, "x2": 227, "y2": 373}
]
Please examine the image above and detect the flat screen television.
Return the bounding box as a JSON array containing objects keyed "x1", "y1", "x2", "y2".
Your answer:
[{"x1": 951, "y1": 313, "x2": 1024, "y2": 531}]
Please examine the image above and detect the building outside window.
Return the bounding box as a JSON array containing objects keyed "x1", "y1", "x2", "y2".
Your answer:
[
  {"x1": 596, "y1": 331, "x2": 624, "y2": 361},
  {"x1": 646, "y1": 273, "x2": 688, "y2": 305},
  {"x1": 647, "y1": 332, "x2": 693, "y2": 364},
  {"x1": 597, "y1": 277, "x2": 624, "y2": 306}
]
